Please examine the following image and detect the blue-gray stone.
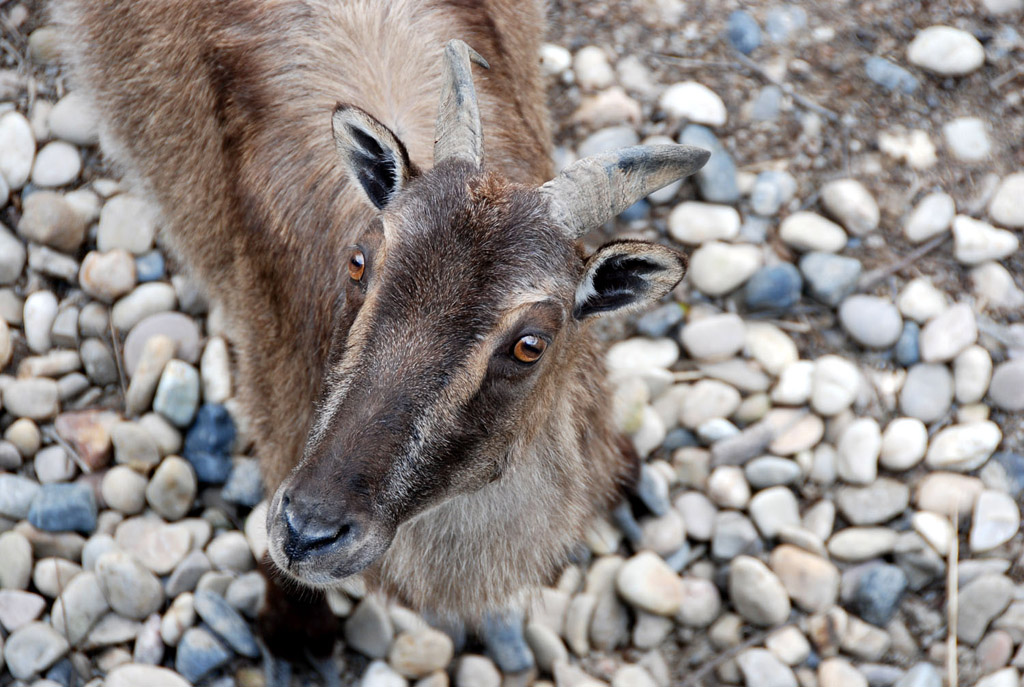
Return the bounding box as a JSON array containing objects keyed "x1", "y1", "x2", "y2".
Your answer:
[
  {"x1": 193, "y1": 589, "x2": 260, "y2": 658},
  {"x1": 176, "y1": 626, "x2": 232, "y2": 683},
  {"x1": 799, "y1": 252, "x2": 862, "y2": 307},
  {"x1": 665, "y1": 542, "x2": 699, "y2": 572},
  {"x1": 153, "y1": 361, "x2": 200, "y2": 428},
  {"x1": 637, "y1": 464, "x2": 671, "y2": 516},
  {"x1": 895, "y1": 322, "x2": 920, "y2": 367},
  {"x1": 744, "y1": 264, "x2": 802, "y2": 310},
  {"x1": 45, "y1": 658, "x2": 73, "y2": 686},
  {"x1": 135, "y1": 251, "x2": 166, "y2": 283},
  {"x1": 727, "y1": 10, "x2": 761, "y2": 54},
  {"x1": 857, "y1": 564, "x2": 907, "y2": 626},
  {"x1": 612, "y1": 502, "x2": 643, "y2": 544},
  {"x1": 221, "y1": 458, "x2": 264, "y2": 507},
  {"x1": 636, "y1": 302, "x2": 684, "y2": 338},
  {"x1": 764, "y1": 6, "x2": 807, "y2": 42},
  {"x1": 0, "y1": 473, "x2": 42, "y2": 519},
  {"x1": 482, "y1": 611, "x2": 534, "y2": 673},
  {"x1": 894, "y1": 663, "x2": 941, "y2": 687},
  {"x1": 750, "y1": 85, "x2": 783, "y2": 121},
  {"x1": 27, "y1": 483, "x2": 97, "y2": 533},
  {"x1": 738, "y1": 216, "x2": 772, "y2": 243},
  {"x1": 619, "y1": 199, "x2": 650, "y2": 222},
  {"x1": 992, "y1": 452, "x2": 1024, "y2": 498},
  {"x1": 662, "y1": 428, "x2": 699, "y2": 452},
  {"x1": 679, "y1": 125, "x2": 739, "y2": 204},
  {"x1": 745, "y1": 456, "x2": 801, "y2": 489},
  {"x1": 184, "y1": 404, "x2": 236, "y2": 484},
  {"x1": 750, "y1": 170, "x2": 797, "y2": 217},
  {"x1": 865, "y1": 57, "x2": 919, "y2": 95}
]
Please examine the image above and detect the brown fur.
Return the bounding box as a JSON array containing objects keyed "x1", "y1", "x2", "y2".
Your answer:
[{"x1": 54, "y1": 0, "x2": 644, "y2": 622}]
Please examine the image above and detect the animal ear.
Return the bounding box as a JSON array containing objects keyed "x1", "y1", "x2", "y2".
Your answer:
[
  {"x1": 574, "y1": 240, "x2": 687, "y2": 319},
  {"x1": 332, "y1": 104, "x2": 414, "y2": 210}
]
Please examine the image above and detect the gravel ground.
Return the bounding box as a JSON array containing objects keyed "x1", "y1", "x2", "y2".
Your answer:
[{"x1": 0, "y1": 1, "x2": 1023, "y2": 686}]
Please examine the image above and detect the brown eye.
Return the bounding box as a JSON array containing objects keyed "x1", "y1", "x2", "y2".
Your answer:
[
  {"x1": 348, "y1": 250, "x2": 365, "y2": 281},
  {"x1": 512, "y1": 335, "x2": 546, "y2": 364}
]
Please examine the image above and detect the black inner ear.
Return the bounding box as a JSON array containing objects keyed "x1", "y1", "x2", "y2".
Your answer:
[
  {"x1": 348, "y1": 124, "x2": 399, "y2": 210},
  {"x1": 574, "y1": 255, "x2": 662, "y2": 318}
]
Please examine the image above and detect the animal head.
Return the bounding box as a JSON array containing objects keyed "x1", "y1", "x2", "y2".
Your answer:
[{"x1": 266, "y1": 41, "x2": 709, "y2": 585}]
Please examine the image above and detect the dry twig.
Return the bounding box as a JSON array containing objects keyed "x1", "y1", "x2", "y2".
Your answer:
[{"x1": 857, "y1": 233, "x2": 950, "y2": 291}]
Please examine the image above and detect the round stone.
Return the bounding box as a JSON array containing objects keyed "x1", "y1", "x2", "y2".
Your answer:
[
  {"x1": 668, "y1": 202, "x2": 740, "y2": 244},
  {"x1": 954, "y1": 345, "x2": 992, "y2": 404},
  {"x1": 943, "y1": 117, "x2": 991, "y2": 162},
  {"x1": 146, "y1": 456, "x2": 197, "y2": 521},
  {"x1": 79, "y1": 250, "x2": 137, "y2": 303},
  {"x1": 175, "y1": 626, "x2": 231, "y2": 683},
  {"x1": 23, "y1": 290, "x2": 58, "y2": 354},
  {"x1": 152, "y1": 360, "x2": 201, "y2": 428},
  {"x1": 97, "y1": 194, "x2": 159, "y2": 255},
  {"x1": 897, "y1": 278, "x2": 948, "y2": 323},
  {"x1": 95, "y1": 551, "x2": 164, "y2": 620},
  {"x1": 904, "y1": 192, "x2": 955, "y2": 243},
  {"x1": 606, "y1": 338, "x2": 679, "y2": 372},
  {"x1": 680, "y1": 313, "x2": 745, "y2": 361},
  {"x1": 687, "y1": 241, "x2": 762, "y2": 296},
  {"x1": 907, "y1": 26, "x2": 985, "y2": 76},
  {"x1": 3, "y1": 621, "x2": 69, "y2": 679},
  {"x1": 836, "y1": 418, "x2": 881, "y2": 485},
  {"x1": 573, "y1": 46, "x2": 614, "y2": 90},
  {"x1": 123, "y1": 312, "x2": 202, "y2": 377},
  {"x1": 799, "y1": 252, "x2": 862, "y2": 307},
  {"x1": 925, "y1": 421, "x2": 1001, "y2": 472},
  {"x1": 105, "y1": 664, "x2": 191, "y2": 687},
  {"x1": 111, "y1": 283, "x2": 178, "y2": 332},
  {"x1": 879, "y1": 418, "x2": 928, "y2": 471},
  {"x1": 200, "y1": 336, "x2": 232, "y2": 404},
  {"x1": 749, "y1": 486, "x2": 800, "y2": 538},
  {"x1": 737, "y1": 648, "x2": 797, "y2": 687},
  {"x1": 969, "y1": 490, "x2": 1019, "y2": 552},
  {"x1": 952, "y1": 215, "x2": 1018, "y2": 265},
  {"x1": 17, "y1": 191, "x2": 88, "y2": 253},
  {"x1": 836, "y1": 478, "x2": 909, "y2": 525},
  {"x1": 811, "y1": 356, "x2": 860, "y2": 416},
  {"x1": 989, "y1": 173, "x2": 1024, "y2": 229},
  {"x1": 769, "y1": 544, "x2": 839, "y2": 612},
  {"x1": 0, "y1": 531, "x2": 33, "y2": 589},
  {"x1": 680, "y1": 380, "x2": 741, "y2": 428},
  {"x1": 616, "y1": 551, "x2": 686, "y2": 616},
  {"x1": 388, "y1": 627, "x2": 454, "y2": 678},
  {"x1": 827, "y1": 527, "x2": 898, "y2": 561},
  {"x1": 779, "y1": 212, "x2": 847, "y2": 253},
  {"x1": 728, "y1": 556, "x2": 790, "y2": 626},
  {"x1": 820, "y1": 179, "x2": 878, "y2": 236},
  {"x1": 101, "y1": 467, "x2": 149, "y2": 515},
  {"x1": 899, "y1": 363, "x2": 954, "y2": 423},
  {"x1": 50, "y1": 570, "x2": 109, "y2": 645},
  {"x1": 675, "y1": 576, "x2": 721, "y2": 628},
  {"x1": 920, "y1": 303, "x2": 976, "y2": 363},
  {"x1": 838, "y1": 295, "x2": 902, "y2": 349},
  {"x1": 988, "y1": 360, "x2": 1024, "y2": 411},
  {"x1": 971, "y1": 262, "x2": 1024, "y2": 311},
  {"x1": 0, "y1": 111, "x2": 35, "y2": 189},
  {"x1": 659, "y1": 81, "x2": 727, "y2": 126},
  {"x1": 193, "y1": 589, "x2": 259, "y2": 657},
  {"x1": 31, "y1": 141, "x2": 81, "y2": 187},
  {"x1": 744, "y1": 264, "x2": 802, "y2": 311},
  {"x1": 206, "y1": 531, "x2": 254, "y2": 572}
]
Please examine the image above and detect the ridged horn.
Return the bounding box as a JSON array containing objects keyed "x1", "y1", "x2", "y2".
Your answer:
[
  {"x1": 434, "y1": 39, "x2": 489, "y2": 167},
  {"x1": 540, "y1": 145, "x2": 711, "y2": 239}
]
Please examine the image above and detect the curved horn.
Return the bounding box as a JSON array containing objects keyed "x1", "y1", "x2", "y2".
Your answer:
[
  {"x1": 540, "y1": 145, "x2": 710, "y2": 239},
  {"x1": 434, "y1": 39, "x2": 489, "y2": 167}
]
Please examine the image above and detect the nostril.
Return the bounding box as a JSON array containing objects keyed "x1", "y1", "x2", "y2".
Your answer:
[{"x1": 280, "y1": 496, "x2": 359, "y2": 561}]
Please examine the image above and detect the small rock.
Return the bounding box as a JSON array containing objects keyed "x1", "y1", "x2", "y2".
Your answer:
[
  {"x1": 764, "y1": 6, "x2": 807, "y2": 41},
  {"x1": 135, "y1": 250, "x2": 166, "y2": 282},
  {"x1": 943, "y1": 117, "x2": 991, "y2": 162},
  {"x1": 200, "y1": 336, "x2": 232, "y2": 404},
  {"x1": 123, "y1": 312, "x2": 202, "y2": 376},
  {"x1": 864, "y1": 56, "x2": 919, "y2": 94},
  {"x1": 31, "y1": 141, "x2": 81, "y2": 187},
  {"x1": 660, "y1": 82, "x2": 727, "y2": 126},
  {"x1": 812, "y1": 356, "x2": 861, "y2": 416},
  {"x1": 2, "y1": 621, "x2": 69, "y2": 679},
  {"x1": 749, "y1": 170, "x2": 796, "y2": 216},
  {"x1": 726, "y1": 10, "x2": 761, "y2": 54},
  {"x1": 206, "y1": 531, "x2": 254, "y2": 572},
  {"x1": 481, "y1": 610, "x2": 533, "y2": 673},
  {"x1": 51, "y1": 571, "x2": 109, "y2": 645},
  {"x1": 970, "y1": 490, "x2": 1019, "y2": 552},
  {"x1": 17, "y1": 191, "x2": 87, "y2": 252},
  {"x1": 899, "y1": 363, "x2": 954, "y2": 423},
  {"x1": 915, "y1": 472, "x2": 985, "y2": 518},
  {"x1": 952, "y1": 215, "x2": 1018, "y2": 265},
  {"x1": 894, "y1": 663, "x2": 941, "y2": 687},
  {"x1": 30, "y1": 557, "x2": 81, "y2": 598},
  {"x1": 780, "y1": 212, "x2": 847, "y2": 253},
  {"x1": 687, "y1": 241, "x2": 761, "y2": 296},
  {"x1": 680, "y1": 314, "x2": 744, "y2": 361},
  {"x1": 770, "y1": 544, "x2": 839, "y2": 613},
  {"x1": 47, "y1": 92, "x2": 99, "y2": 146},
  {"x1": 23, "y1": 290, "x2": 58, "y2": 354},
  {"x1": 907, "y1": 26, "x2": 985, "y2": 76},
  {"x1": 838, "y1": 295, "x2": 902, "y2": 349},
  {"x1": 80, "y1": 339, "x2": 119, "y2": 386},
  {"x1": 0, "y1": 111, "x2": 35, "y2": 190},
  {"x1": 827, "y1": 527, "x2": 898, "y2": 561},
  {"x1": 95, "y1": 551, "x2": 164, "y2": 620},
  {"x1": 635, "y1": 303, "x2": 684, "y2": 338},
  {"x1": 904, "y1": 193, "x2": 955, "y2": 243},
  {"x1": 836, "y1": 478, "x2": 909, "y2": 525},
  {"x1": 857, "y1": 564, "x2": 907, "y2": 625},
  {"x1": 736, "y1": 648, "x2": 797, "y2": 687},
  {"x1": 989, "y1": 173, "x2": 1024, "y2": 228},
  {"x1": 111, "y1": 421, "x2": 161, "y2": 470},
  {"x1": 989, "y1": 360, "x2": 1024, "y2": 411},
  {"x1": 97, "y1": 194, "x2": 159, "y2": 255},
  {"x1": 183, "y1": 404, "x2": 237, "y2": 483},
  {"x1": 799, "y1": 253, "x2": 862, "y2": 307},
  {"x1": 975, "y1": 669, "x2": 1020, "y2": 687},
  {"x1": 706, "y1": 466, "x2": 750, "y2": 509},
  {"x1": 919, "y1": 303, "x2": 976, "y2": 362},
  {"x1": 680, "y1": 380, "x2": 741, "y2": 429},
  {"x1": 607, "y1": 337, "x2": 678, "y2": 372},
  {"x1": 28, "y1": 483, "x2": 96, "y2": 533},
  {"x1": 455, "y1": 655, "x2": 500, "y2": 687},
  {"x1": 175, "y1": 626, "x2": 231, "y2": 683},
  {"x1": 105, "y1": 664, "x2": 190, "y2": 687},
  {"x1": 712, "y1": 511, "x2": 760, "y2": 560},
  {"x1": 878, "y1": 129, "x2": 938, "y2": 169},
  {"x1": 194, "y1": 589, "x2": 260, "y2": 657},
  {"x1": 79, "y1": 250, "x2": 137, "y2": 302},
  {"x1": 0, "y1": 531, "x2": 33, "y2": 589},
  {"x1": 728, "y1": 556, "x2": 790, "y2": 626},
  {"x1": 111, "y1": 283, "x2": 178, "y2": 332},
  {"x1": 577, "y1": 126, "x2": 638, "y2": 158},
  {"x1": 153, "y1": 360, "x2": 200, "y2": 427},
  {"x1": 115, "y1": 516, "x2": 191, "y2": 575},
  {"x1": 125, "y1": 334, "x2": 176, "y2": 416},
  {"x1": 225, "y1": 571, "x2": 265, "y2": 618},
  {"x1": 749, "y1": 486, "x2": 800, "y2": 539},
  {"x1": 524, "y1": 622, "x2": 567, "y2": 673},
  {"x1": 971, "y1": 262, "x2": 1024, "y2": 311},
  {"x1": 821, "y1": 179, "x2": 879, "y2": 236},
  {"x1": 573, "y1": 46, "x2": 614, "y2": 90},
  {"x1": 101, "y1": 466, "x2": 149, "y2": 515},
  {"x1": 954, "y1": 345, "x2": 992, "y2": 405},
  {"x1": 925, "y1": 421, "x2": 1001, "y2": 471},
  {"x1": 668, "y1": 202, "x2": 739, "y2": 244},
  {"x1": 0, "y1": 589, "x2": 45, "y2": 632},
  {"x1": 744, "y1": 264, "x2": 802, "y2": 310},
  {"x1": 616, "y1": 551, "x2": 685, "y2": 616},
  {"x1": 957, "y1": 574, "x2": 1014, "y2": 644},
  {"x1": 679, "y1": 125, "x2": 739, "y2": 203},
  {"x1": 745, "y1": 457, "x2": 801, "y2": 489},
  {"x1": 895, "y1": 321, "x2": 920, "y2": 367},
  {"x1": 818, "y1": 657, "x2": 867, "y2": 687}
]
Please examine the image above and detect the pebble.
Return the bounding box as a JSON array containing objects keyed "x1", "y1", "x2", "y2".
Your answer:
[
  {"x1": 726, "y1": 10, "x2": 761, "y2": 54},
  {"x1": 907, "y1": 26, "x2": 985, "y2": 76},
  {"x1": 101, "y1": 466, "x2": 149, "y2": 515},
  {"x1": 679, "y1": 125, "x2": 739, "y2": 203},
  {"x1": 828, "y1": 527, "x2": 898, "y2": 561},
  {"x1": 971, "y1": 262, "x2": 1024, "y2": 311},
  {"x1": 707, "y1": 466, "x2": 750, "y2": 509},
  {"x1": 880, "y1": 415, "x2": 929, "y2": 470},
  {"x1": 577, "y1": 126, "x2": 638, "y2": 158},
  {"x1": 857, "y1": 564, "x2": 908, "y2": 625},
  {"x1": 153, "y1": 360, "x2": 201, "y2": 427},
  {"x1": 0, "y1": 111, "x2": 35, "y2": 189},
  {"x1": 111, "y1": 283, "x2": 178, "y2": 332},
  {"x1": 116, "y1": 517, "x2": 191, "y2": 575},
  {"x1": 912, "y1": 511, "x2": 953, "y2": 555},
  {"x1": 456, "y1": 655, "x2": 501, "y2": 687},
  {"x1": 836, "y1": 478, "x2": 909, "y2": 525},
  {"x1": 687, "y1": 241, "x2": 761, "y2": 296},
  {"x1": 51, "y1": 571, "x2": 109, "y2": 645},
  {"x1": 925, "y1": 421, "x2": 1001, "y2": 471},
  {"x1": 811, "y1": 355, "x2": 860, "y2": 416},
  {"x1": 818, "y1": 657, "x2": 867, "y2": 687},
  {"x1": 224, "y1": 571, "x2": 264, "y2": 618},
  {"x1": 81, "y1": 339, "x2": 119, "y2": 386},
  {"x1": 943, "y1": 117, "x2": 991, "y2": 162},
  {"x1": 106, "y1": 664, "x2": 191, "y2": 687},
  {"x1": 0, "y1": 224, "x2": 27, "y2": 284},
  {"x1": 183, "y1": 404, "x2": 237, "y2": 483},
  {"x1": 820, "y1": 179, "x2": 879, "y2": 236},
  {"x1": 0, "y1": 531, "x2": 32, "y2": 589},
  {"x1": 952, "y1": 215, "x2": 1018, "y2": 265},
  {"x1": 206, "y1": 531, "x2": 254, "y2": 572},
  {"x1": 659, "y1": 82, "x2": 727, "y2": 126},
  {"x1": 47, "y1": 91, "x2": 100, "y2": 145},
  {"x1": 24, "y1": 290, "x2": 58, "y2": 354},
  {"x1": 919, "y1": 303, "x2": 976, "y2": 363},
  {"x1": 607, "y1": 338, "x2": 678, "y2": 371},
  {"x1": 34, "y1": 445, "x2": 75, "y2": 484},
  {"x1": 524, "y1": 623, "x2": 567, "y2": 673},
  {"x1": 745, "y1": 457, "x2": 801, "y2": 489},
  {"x1": 79, "y1": 250, "x2": 137, "y2": 302},
  {"x1": 736, "y1": 648, "x2": 797, "y2": 687},
  {"x1": 954, "y1": 345, "x2": 992, "y2": 404},
  {"x1": 135, "y1": 250, "x2": 166, "y2": 282},
  {"x1": 667, "y1": 202, "x2": 739, "y2": 244},
  {"x1": 976, "y1": 669, "x2": 1020, "y2": 687},
  {"x1": 916, "y1": 472, "x2": 984, "y2": 518},
  {"x1": 899, "y1": 363, "x2": 953, "y2": 423},
  {"x1": 175, "y1": 626, "x2": 232, "y2": 683},
  {"x1": 31, "y1": 141, "x2": 81, "y2": 187},
  {"x1": 779, "y1": 212, "x2": 847, "y2": 253},
  {"x1": 957, "y1": 574, "x2": 1014, "y2": 644},
  {"x1": 772, "y1": 361, "x2": 813, "y2": 406},
  {"x1": 193, "y1": 589, "x2": 260, "y2": 657},
  {"x1": 3, "y1": 621, "x2": 69, "y2": 679},
  {"x1": 749, "y1": 486, "x2": 800, "y2": 538},
  {"x1": 764, "y1": 6, "x2": 807, "y2": 41},
  {"x1": 680, "y1": 314, "x2": 744, "y2": 361},
  {"x1": 680, "y1": 380, "x2": 741, "y2": 428},
  {"x1": 989, "y1": 360, "x2": 1024, "y2": 411},
  {"x1": 573, "y1": 46, "x2": 614, "y2": 90},
  {"x1": 878, "y1": 129, "x2": 937, "y2": 169},
  {"x1": 897, "y1": 278, "x2": 948, "y2": 323},
  {"x1": 0, "y1": 589, "x2": 45, "y2": 631},
  {"x1": 799, "y1": 253, "x2": 862, "y2": 307},
  {"x1": 838, "y1": 295, "x2": 902, "y2": 349},
  {"x1": 28, "y1": 483, "x2": 97, "y2": 533},
  {"x1": 894, "y1": 663, "x2": 941, "y2": 687},
  {"x1": 770, "y1": 544, "x2": 839, "y2": 614},
  {"x1": 635, "y1": 303, "x2": 684, "y2": 338},
  {"x1": 728, "y1": 556, "x2": 790, "y2": 626},
  {"x1": 616, "y1": 551, "x2": 685, "y2": 616},
  {"x1": 17, "y1": 191, "x2": 87, "y2": 252},
  {"x1": 95, "y1": 551, "x2": 164, "y2": 620},
  {"x1": 904, "y1": 193, "x2": 955, "y2": 243},
  {"x1": 864, "y1": 56, "x2": 920, "y2": 94},
  {"x1": 970, "y1": 490, "x2": 1020, "y2": 552},
  {"x1": 125, "y1": 335, "x2": 176, "y2": 416},
  {"x1": 200, "y1": 336, "x2": 232, "y2": 403},
  {"x1": 744, "y1": 264, "x2": 802, "y2": 310},
  {"x1": 989, "y1": 173, "x2": 1024, "y2": 228},
  {"x1": 750, "y1": 170, "x2": 796, "y2": 216},
  {"x1": 97, "y1": 194, "x2": 159, "y2": 254},
  {"x1": 111, "y1": 421, "x2": 161, "y2": 470},
  {"x1": 31, "y1": 557, "x2": 81, "y2": 598},
  {"x1": 481, "y1": 611, "x2": 533, "y2": 672},
  {"x1": 895, "y1": 322, "x2": 920, "y2": 367},
  {"x1": 124, "y1": 312, "x2": 202, "y2": 376}
]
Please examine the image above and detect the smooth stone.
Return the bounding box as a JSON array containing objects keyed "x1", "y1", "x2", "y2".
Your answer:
[
  {"x1": 712, "y1": 511, "x2": 761, "y2": 561},
  {"x1": 989, "y1": 360, "x2": 1024, "y2": 411},
  {"x1": 206, "y1": 531, "x2": 254, "y2": 572},
  {"x1": 481, "y1": 610, "x2": 533, "y2": 673},
  {"x1": 47, "y1": 92, "x2": 99, "y2": 145},
  {"x1": 912, "y1": 511, "x2": 954, "y2": 555},
  {"x1": 893, "y1": 663, "x2": 941, "y2": 687},
  {"x1": 839, "y1": 295, "x2": 902, "y2": 349},
  {"x1": 749, "y1": 486, "x2": 800, "y2": 539},
  {"x1": 764, "y1": 6, "x2": 807, "y2": 41},
  {"x1": 17, "y1": 191, "x2": 87, "y2": 253},
  {"x1": 175, "y1": 626, "x2": 231, "y2": 683},
  {"x1": 0, "y1": 225, "x2": 27, "y2": 285},
  {"x1": 606, "y1": 337, "x2": 679, "y2": 372},
  {"x1": 899, "y1": 363, "x2": 953, "y2": 423},
  {"x1": 153, "y1": 360, "x2": 200, "y2": 427},
  {"x1": 111, "y1": 421, "x2": 161, "y2": 470},
  {"x1": 864, "y1": 56, "x2": 919, "y2": 94},
  {"x1": 745, "y1": 457, "x2": 801, "y2": 489},
  {"x1": 200, "y1": 336, "x2": 232, "y2": 404},
  {"x1": 31, "y1": 141, "x2": 81, "y2": 188},
  {"x1": 675, "y1": 576, "x2": 721, "y2": 628},
  {"x1": 79, "y1": 250, "x2": 136, "y2": 303},
  {"x1": 857, "y1": 564, "x2": 907, "y2": 625},
  {"x1": 975, "y1": 669, "x2": 1020, "y2": 687},
  {"x1": 166, "y1": 550, "x2": 211, "y2": 597},
  {"x1": 895, "y1": 321, "x2": 920, "y2": 367},
  {"x1": 811, "y1": 355, "x2": 860, "y2": 416},
  {"x1": 80, "y1": 338, "x2": 119, "y2": 386},
  {"x1": 989, "y1": 173, "x2": 1024, "y2": 228},
  {"x1": 135, "y1": 250, "x2": 165, "y2": 282},
  {"x1": 224, "y1": 571, "x2": 264, "y2": 618},
  {"x1": 706, "y1": 466, "x2": 750, "y2": 509},
  {"x1": 957, "y1": 575, "x2": 1014, "y2": 644},
  {"x1": 456, "y1": 655, "x2": 501, "y2": 687},
  {"x1": 726, "y1": 10, "x2": 762, "y2": 54},
  {"x1": 836, "y1": 478, "x2": 909, "y2": 526},
  {"x1": 0, "y1": 589, "x2": 45, "y2": 632},
  {"x1": 28, "y1": 483, "x2": 96, "y2": 533},
  {"x1": 573, "y1": 46, "x2": 614, "y2": 90},
  {"x1": 955, "y1": 345, "x2": 992, "y2": 404},
  {"x1": 615, "y1": 551, "x2": 685, "y2": 616},
  {"x1": 970, "y1": 490, "x2": 1019, "y2": 552},
  {"x1": 183, "y1": 404, "x2": 236, "y2": 483},
  {"x1": 635, "y1": 303, "x2": 684, "y2": 338},
  {"x1": 105, "y1": 664, "x2": 191, "y2": 687},
  {"x1": 0, "y1": 531, "x2": 33, "y2": 589},
  {"x1": 728, "y1": 556, "x2": 790, "y2": 626},
  {"x1": 97, "y1": 194, "x2": 159, "y2": 255},
  {"x1": 23, "y1": 290, "x2": 58, "y2": 354},
  {"x1": 779, "y1": 212, "x2": 847, "y2": 253},
  {"x1": 125, "y1": 335, "x2": 176, "y2": 417},
  {"x1": 576, "y1": 126, "x2": 639, "y2": 158},
  {"x1": 679, "y1": 125, "x2": 739, "y2": 203},
  {"x1": 770, "y1": 544, "x2": 839, "y2": 613},
  {"x1": 101, "y1": 466, "x2": 149, "y2": 515},
  {"x1": 827, "y1": 527, "x2": 898, "y2": 561},
  {"x1": 915, "y1": 472, "x2": 985, "y2": 518},
  {"x1": 744, "y1": 264, "x2": 802, "y2": 310},
  {"x1": 123, "y1": 312, "x2": 202, "y2": 377},
  {"x1": 821, "y1": 179, "x2": 879, "y2": 236},
  {"x1": 0, "y1": 111, "x2": 35, "y2": 189},
  {"x1": 799, "y1": 252, "x2": 862, "y2": 307},
  {"x1": 904, "y1": 192, "x2": 955, "y2": 243},
  {"x1": 750, "y1": 170, "x2": 796, "y2": 216},
  {"x1": 51, "y1": 571, "x2": 109, "y2": 645},
  {"x1": 115, "y1": 517, "x2": 191, "y2": 575},
  {"x1": 95, "y1": 551, "x2": 164, "y2": 620},
  {"x1": 943, "y1": 117, "x2": 991, "y2": 162},
  {"x1": 3, "y1": 621, "x2": 69, "y2": 679},
  {"x1": 680, "y1": 314, "x2": 744, "y2": 361},
  {"x1": 193, "y1": 589, "x2": 260, "y2": 657},
  {"x1": 837, "y1": 418, "x2": 882, "y2": 485},
  {"x1": 907, "y1": 26, "x2": 985, "y2": 76},
  {"x1": 971, "y1": 262, "x2": 1024, "y2": 311},
  {"x1": 668, "y1": 201, "x2": 739, "y2": 244},
  {"x1": 919, "y1": 303, "x2": 976, "y2": 363},
  {"x1": 925, "y1": 421, "x2": 1001, "y2": 471},
  {"x1": 736, "y1": 648, "x2": 797, "y2": 687},
  {"x1": 765, "y1": 626, "x2": 811, "y2": 666},
  {"x1": 952, "y1": 215, "x2": 1018, "y2": 265},
  {"x1": 771, "y1": 361, "x2": 814, "y2": 406},
  {"x1": 818, "y1": 658, "x2": 868, "y2": 687},
  {"x1": 687, "y1": 242, "x2": 761, "y2": 295},
  {"x1": 139, "y1": 413, "x2": 183, "y2": 456},
  {"x1": 111, "y1": 283, "x2": 177, "y2": 332},
  {"x1": 660, "y1": 82, "x2": 727, "y2": 126},
  {"x1": 31, "y1": 558, "x2": 81, "y2": 598}
]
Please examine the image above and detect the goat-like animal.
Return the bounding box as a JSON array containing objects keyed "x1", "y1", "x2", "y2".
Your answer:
[{"x1": 55, "y1": 0, "x2": 707, "y2": 650}]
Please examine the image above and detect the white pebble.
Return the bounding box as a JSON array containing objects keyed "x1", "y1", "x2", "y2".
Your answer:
[
  {"x1": 988, "y1": 173, "x2": 1024, "y2": 229},
  {"x1": 0, "y1": 111, "x2": 35, "y2": 190},
  {"x1": 969, "y1": 490, "x2": 1019, "y2": 552},
  {"x1": 30, "y1": 141, "x2": 81, "y2": 187},
  {"x1": 954, "y1": 345, "x2": 992, "y2": 404},
  {"x1": 907, "y1": 26, "x2": 985, "y2": 76},
  {"x1": 919, "y1": 302, "x2": 976, "y2": 362},
  {"x1": 952, "y1": 215, "x2": 1018, "y2": 265},
  {"x1": 668, "y1": 202, "x2": 739, "y2": 244},
  {"x1": 680, "y1": 313, "x2": 745, "y2": 361},
  {"x1": 943, "y1": 117, "x2": 991, "y2": 162},
  {"x1": 659, "y1": 81, "x2": 727, "y2": 126},
  {"x1": 779, "y1": 212, "x2": 847, "y2": 253},
  {"x1": 23, "y1": 290, "x2": 58, "y2": 354},
  {"x1": 820, "y1": 179, "x2": 878, "y2": 236},
  {"x1": 836, "y1": 418, "x2": 881, "y2": 485},
  {"x1": 810, "y1": 355, "x2": 860, "y2": 416},
  {"x1": 879, "y1": 417, "x2": 927, "y2": 471},
  {"x1": 896, "y1": 278, "x2": 948, "y2": 323},
  {"x1": 904, "y1": 192, "x2": 955, "y2": 243},
  {"x1": 573, "y1": 46, "x2": 614, "y2": 90},
  {"x1": 687, "y1": 241, "x2": 762, "y2": 296},
  {"x1": 925, "y1": 421, "x2": 1002, "y2": 472}
]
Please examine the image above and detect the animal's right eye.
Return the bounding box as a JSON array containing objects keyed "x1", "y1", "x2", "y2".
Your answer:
[
  {"x1": 511, "y1": 335, "x2": 547, "y2": 364},
  {"x1": 348, "y1": 250, "x2": 366, "y2": 281}
]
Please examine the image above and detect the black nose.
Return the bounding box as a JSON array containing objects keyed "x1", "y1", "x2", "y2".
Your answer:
[{"x1": 281, "y1": 494, "x2": 357, "y2": 561}]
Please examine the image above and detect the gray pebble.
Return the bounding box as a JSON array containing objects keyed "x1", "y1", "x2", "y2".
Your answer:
[
  {"x1": 899, "y1": 363, "x2": 953, "y2": 424},
  {"x1": 0, "y1": 474, "x2": 42, "y2": 519},
  {"x1": 744, "y1": 456, "x2": 801, "y2": 489},
  {"x1": 153, "y1": 360, "x2": 200, "y2": 427},
  {"x1": 679, "y1": 125, "x2": 739, "y2": 204},
  {"x1": 344, "y1": 595, "x2": 394, "y2": 659},
  {"x1": 711, "y1": 511, "x2": 761, "y2": 560},
  {"x1": 3, "y1": 621, "x2": 69, "y2": 679},
  {"x1": 220, "y1": 458, "x2": 264, "y2": 507},
  {"x1": 839, "y1": 295, "x2": 902, "y2": 349},
  {"x1": 28, "y1": 483, "x2": 97, "y2": 533},
  {"x1": 193, "y1": 589, "x2": 260, "y2": 658},
  {"x1": 957, "y1": 574, "x2": 1014, "y2": 644},
  {"x1": 0, "y1": 531, "x2": 33, "y2": 589},
  {"x1": 95, "y1": 551, "x2": 164, "y2": 620},
  {"x1": 864, "y1": 56, "x2": 919, "y2": 94},
  {"x1": 799, "y1": 252, "x2": 862, "y2": 307},
  {"x1": 856, "y1": 564, "x2": 907, "y2": 626},
  {"x1": 174, "y1": 626, "x2": 232, "y2": 683}
]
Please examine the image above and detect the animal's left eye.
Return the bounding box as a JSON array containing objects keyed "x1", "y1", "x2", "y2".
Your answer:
[
  {"x1": 511, "y1": 335, "x2": 547, "y2": 364},
  {"x1": 348, "y1": 250, "x2": 365, "y2": 281}
]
